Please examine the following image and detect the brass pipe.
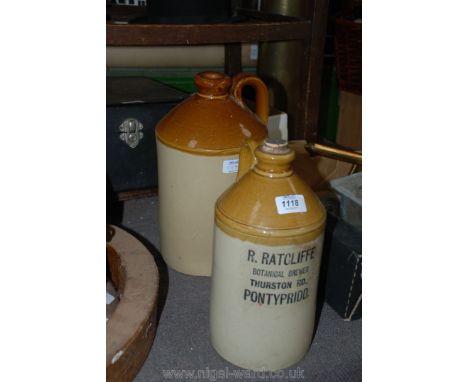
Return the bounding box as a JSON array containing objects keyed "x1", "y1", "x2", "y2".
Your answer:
[{"x1": 304, "y1": 142, "x2": 362, "y2": 165}]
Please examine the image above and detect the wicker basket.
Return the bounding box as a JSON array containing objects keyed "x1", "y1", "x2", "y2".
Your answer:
[{"x1": 334, "y1": 17, "x2": 362, "y2": 95}]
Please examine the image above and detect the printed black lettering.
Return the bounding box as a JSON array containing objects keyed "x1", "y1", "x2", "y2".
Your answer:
[
  {"x1": 306, "y1": 247, "x2": 315, "y2": 261},
  {"x1": 273, "y1": 293, "x2": 281, "y2": 305},
  {"x1": 243, "y1": 288, "x2": 310, "y2": 306},
  {"x1": 257, "y1": 292, "x2": 265, "y2": 305},
  {"x1": 291, "y1": 253, "x2": 298, "y2": 265},
  {"x1": 277, "y1": 253, "x2": 285, "y2": 265},
  {"x1": 247, "y1": 249, "x2": 256, "y2": 262},
  {"x1": 268, "y1": 254, "x2": 276, "y2": 265}
]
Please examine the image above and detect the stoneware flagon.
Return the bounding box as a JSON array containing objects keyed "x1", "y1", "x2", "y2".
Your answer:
[
  {"x1": 210, "y1": 138, "x2": 327, "y2": 371},
  {"x1": 155, "y1": 72, "x2": 269, "y2": 276}
]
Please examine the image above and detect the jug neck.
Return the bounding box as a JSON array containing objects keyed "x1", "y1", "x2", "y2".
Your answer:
[
  {"x1": 194, "y1": 71, "x2": 231, "y2": 99},
  {"x1": 253, "y1": 139, "x2": 295, "y2": 178}
]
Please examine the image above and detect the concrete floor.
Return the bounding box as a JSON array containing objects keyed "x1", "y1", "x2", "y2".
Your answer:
[{"x1": 118, "y1": 196, "x2": 361, "y2": 382}]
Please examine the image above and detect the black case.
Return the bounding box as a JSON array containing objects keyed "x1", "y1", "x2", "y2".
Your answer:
[
  {"x1": 147, "y1": 0, "x2": 232, "y2": 24},
  {"x1": 106, "y1": 77, "x2": 187, "y2": 194},
  {"x1": 321, "y1": 214, "x2": 362, "y2": 320}
]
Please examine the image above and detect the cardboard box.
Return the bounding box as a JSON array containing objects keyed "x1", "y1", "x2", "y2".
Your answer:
[
  {"x1": 336, "y1": 90, "x2": 362, "y2": 150},
  {"x1": 289, "y1": 140, "x2": 355, "y2": 191}
]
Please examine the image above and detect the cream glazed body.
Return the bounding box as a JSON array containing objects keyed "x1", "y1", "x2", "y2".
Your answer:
[{"x1": 156, "y1": 140, "x2": 239, "y2": 275}]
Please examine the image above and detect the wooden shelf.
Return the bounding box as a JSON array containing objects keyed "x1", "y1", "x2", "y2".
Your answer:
[
  {"x1": 107, "y1": 20, "x2": 312, "y2": 46},
  {"x1": 106, "y1": 1, "x2": 329, "y2": 141}
]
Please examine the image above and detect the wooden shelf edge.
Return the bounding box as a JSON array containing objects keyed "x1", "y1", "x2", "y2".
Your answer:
[{"x1": 107, "y1": 20, "x2": 312, "y2": 46}]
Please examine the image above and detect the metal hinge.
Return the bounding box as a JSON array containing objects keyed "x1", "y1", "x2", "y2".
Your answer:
[{"x1": 119, "y1": 118, "x2": 143, "y2": 149}]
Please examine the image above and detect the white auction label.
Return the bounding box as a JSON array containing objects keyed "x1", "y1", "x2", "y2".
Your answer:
[
  {"x1": 275, "y1": 194, "x2": 307, "y2": 214},
  {"x1": 223, "y1": 159, "x2": 239, "y2": 174}
]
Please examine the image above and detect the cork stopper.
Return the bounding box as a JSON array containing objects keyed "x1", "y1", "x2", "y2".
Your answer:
[
  {"x1": 194, "y1": 71, "x2": 232, "y2": 97},
  {"x1": 260, "y1": 138, "x2": 291, "y2": 155},
  {"x1": 253, "y1": 138, "x2": 295, "y2": 177}
]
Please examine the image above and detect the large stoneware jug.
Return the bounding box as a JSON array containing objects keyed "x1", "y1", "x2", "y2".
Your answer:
[
  {"x1": 210, "y1": 138, "x2": 326, "y2": 370},
  {"x1": 155, "y1": 71, "x2": 269, "y2": 276}
]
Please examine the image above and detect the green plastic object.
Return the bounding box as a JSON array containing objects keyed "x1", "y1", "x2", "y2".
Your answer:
[
  {"x1": 106, "y1": 67, "x2": 256, "y2": 95},
  {"x1": 149, "y1": 76, "x2": 197, "y2": 94}
]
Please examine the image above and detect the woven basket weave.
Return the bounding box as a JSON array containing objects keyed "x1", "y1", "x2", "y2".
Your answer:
[{"x1": 334, "y1": 17, "x2": 362, "y2": 95}]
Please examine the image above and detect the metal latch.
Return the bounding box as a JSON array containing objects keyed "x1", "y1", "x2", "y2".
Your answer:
[{"x1": 119, "y1": 118, "x2": 143, "y2": 149}]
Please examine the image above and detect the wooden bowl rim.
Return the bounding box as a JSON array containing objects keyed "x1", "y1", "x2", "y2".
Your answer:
[{"x1": 106, "y1": 225, "x2": 159, "y2": 367}]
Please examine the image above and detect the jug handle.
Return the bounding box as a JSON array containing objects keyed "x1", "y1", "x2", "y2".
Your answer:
[
  {"x1": 236, "y1": 138, "x2": 261, "y2": 181},
  {"x1": 231, "y1": 73, "x2": 269, "y2": 124}
]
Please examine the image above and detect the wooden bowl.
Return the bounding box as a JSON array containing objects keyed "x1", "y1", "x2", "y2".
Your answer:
[{"x1": 106, "y1": 225, "x2": 159, "y2": 382}]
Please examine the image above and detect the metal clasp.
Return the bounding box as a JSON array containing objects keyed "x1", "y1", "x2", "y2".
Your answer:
[{"x1": 119, "y1": 118, "x2": 143, "y2": 149}]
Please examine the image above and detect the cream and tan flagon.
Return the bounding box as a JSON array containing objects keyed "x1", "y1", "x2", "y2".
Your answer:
[
  {"x1": 210, "y1": 139, "x2": 326, "y2": 370},
  {"x1": 155, "y1": 71, "x2": 269, "y2": 276}
]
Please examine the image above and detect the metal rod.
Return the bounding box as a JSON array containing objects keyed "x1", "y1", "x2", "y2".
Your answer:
[{"x1": 304, "y1": 142, "x2": 362, "y2": 165}]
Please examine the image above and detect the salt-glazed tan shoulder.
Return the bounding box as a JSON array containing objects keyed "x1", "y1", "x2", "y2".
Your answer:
[
  {"x1": 210, "y1": 138, "x2": 326, "y2": 371},
  {"x1": 155, "y1": 71, "x2": 268, "y2": 276}
]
